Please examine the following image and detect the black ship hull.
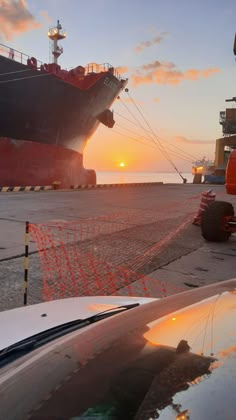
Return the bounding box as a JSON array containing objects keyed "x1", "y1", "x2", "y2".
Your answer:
[{"x1": 0, "y1": 56, "x2": 124, "y2": 153}]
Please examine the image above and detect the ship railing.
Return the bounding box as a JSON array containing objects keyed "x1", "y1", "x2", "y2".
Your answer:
[
  {"x1": 85, "y1": 62, "x2": 122, "y2": 80},
  {"x1": 0, "y1": 43, "x2": 43, "y2": 69},
  {"x1": 192, "y1": 159, "x2": 215, "y2": 165}
]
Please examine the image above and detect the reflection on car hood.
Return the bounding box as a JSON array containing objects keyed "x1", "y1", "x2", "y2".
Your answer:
[
  {"x1": 136, "y1": 288, "x2": 236, "y2": 419},
  {"x1": 0, "y1": 295, "x2": 157, "y2": 350}
]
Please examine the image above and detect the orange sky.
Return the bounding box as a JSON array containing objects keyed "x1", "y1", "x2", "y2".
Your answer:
[
  {"x1": 84, "y1": 122, "x2": 216, "y2": 173},
  {"x1": 84, "y1": 126, "x2": 166, "y2": 172}
]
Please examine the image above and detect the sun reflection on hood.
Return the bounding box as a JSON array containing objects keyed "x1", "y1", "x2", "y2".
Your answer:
[{"x1": 143, "y1": 291, "x2": 236, "y2": 357}]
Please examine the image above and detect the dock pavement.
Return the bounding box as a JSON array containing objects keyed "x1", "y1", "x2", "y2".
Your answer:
[{"x1": 0, "y1": 183, "x2": 235, "y2": 311}]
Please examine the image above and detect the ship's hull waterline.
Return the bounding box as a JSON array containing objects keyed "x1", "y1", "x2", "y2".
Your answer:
[{"x1": 0, "y1": 138, "x2": 96, "y2": 188}]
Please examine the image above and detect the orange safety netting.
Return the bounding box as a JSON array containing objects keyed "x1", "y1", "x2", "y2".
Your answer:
[{"x1": 29, "y1": 201, "x2": 198, "y2": 301}]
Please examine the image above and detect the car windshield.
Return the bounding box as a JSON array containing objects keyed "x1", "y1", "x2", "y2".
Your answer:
[{"x1": 0, "y1": 303, "x2": 140, "y2": 364}]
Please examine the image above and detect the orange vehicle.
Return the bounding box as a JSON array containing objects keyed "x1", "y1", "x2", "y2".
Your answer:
[{"x1": 225, "y1": 149, "x2": 236, "y2": 195}]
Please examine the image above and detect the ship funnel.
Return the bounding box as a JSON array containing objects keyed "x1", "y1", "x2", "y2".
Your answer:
[{"x1": 48, "y1": 20, "x2": 66, "y2": 64}]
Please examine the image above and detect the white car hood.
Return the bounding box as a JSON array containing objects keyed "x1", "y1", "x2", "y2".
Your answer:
[{"x1": 0, "y1": 296, "x2": 157, "y2": 350}]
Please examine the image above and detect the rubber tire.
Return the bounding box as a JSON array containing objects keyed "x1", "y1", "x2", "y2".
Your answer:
[{"x1": 201, "y1": 201, "x2": 234, "y2": 242}]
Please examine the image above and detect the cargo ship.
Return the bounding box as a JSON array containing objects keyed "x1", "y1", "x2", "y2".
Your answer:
[{"x1": 0, "y1": 21, "x2": 127, "y2": 188}]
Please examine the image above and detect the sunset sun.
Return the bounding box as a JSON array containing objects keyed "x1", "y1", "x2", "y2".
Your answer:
[{"x1": 119, "y1": 162, "x2": 125, "y2": 168}]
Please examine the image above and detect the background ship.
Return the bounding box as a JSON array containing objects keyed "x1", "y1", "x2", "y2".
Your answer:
[{"x1": 0, "y1": 21, "x2": 127, "y2": 188}]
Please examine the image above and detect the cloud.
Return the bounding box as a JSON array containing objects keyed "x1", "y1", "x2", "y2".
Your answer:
[
  {"x1": 219, "y1": 345, "x2": 236, "y2": 358},
  {"x1": 40, "y1": 10, "x2": 51, "y2": 23},
  {"x1": 142, "y1": 60, "x2": 176, "y2": 71},
  {"x1": 116, "y1": 66, "x2": 129, "y2": 75},
  {"x1": 131, "y1": 60, "x2": 220, "y2": 86},
  {"x1": 175, "y1": 136, "x2": 215, "y2": 145},
  {"x1": 135, "y1": 33, "x2": 168, "y2": 53},
  {"x1": 0, "y1": 0, "x2": 40, "y2": 40}
]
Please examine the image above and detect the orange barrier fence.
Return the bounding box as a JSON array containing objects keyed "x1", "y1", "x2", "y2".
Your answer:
[{"x1": 29, "y1": 196, "x2": 202, "y2": 301}]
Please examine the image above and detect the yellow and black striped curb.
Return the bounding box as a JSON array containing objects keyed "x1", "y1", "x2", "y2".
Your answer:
[
  {"x1": 0, "y1": 182, "x2": 164, "y2": 193},
  {"x1": 0, "y1": 186, "x2": 53, "y2": 192},
  {"x1": 71, "y1": 182, "x2": 164, "y2": 190}
]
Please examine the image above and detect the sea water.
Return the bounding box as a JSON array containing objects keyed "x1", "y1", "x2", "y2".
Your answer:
[{"x1": 96, "y1": 171, "x2": 193, "y2": 184}]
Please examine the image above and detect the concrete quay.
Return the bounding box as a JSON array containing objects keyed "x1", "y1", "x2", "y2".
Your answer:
[{"x1": 0, "y1": 183, "x2": 236, "y2": 311}]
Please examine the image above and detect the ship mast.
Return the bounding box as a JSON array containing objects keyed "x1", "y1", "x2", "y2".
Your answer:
[{"x1": 48, "y1": 20, "x2": 66, "y2": 64}]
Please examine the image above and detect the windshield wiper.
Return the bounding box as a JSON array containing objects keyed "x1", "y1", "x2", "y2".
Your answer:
[{"x1": 0, "y1": 303, "x2": 139, "y2": 366}]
